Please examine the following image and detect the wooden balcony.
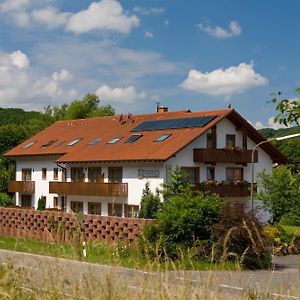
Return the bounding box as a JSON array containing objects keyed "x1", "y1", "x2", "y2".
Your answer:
[
  {"x1": 8, "y1": 181, "x2": 35, "y2": 194},
  {"x1": 49, "y1": 182, "x2": 128, "y2": 197},
  {"x1": 195, "y1": 183, "x2": 254, "y2": 198},
  {"x1": 193, "y1": 148, "x2": 258, "y2": 164}
]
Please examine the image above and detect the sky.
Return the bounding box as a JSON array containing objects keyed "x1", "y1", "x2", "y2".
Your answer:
[{"x1": 0, "y1": 0, "x2": 300, "y2": 129}]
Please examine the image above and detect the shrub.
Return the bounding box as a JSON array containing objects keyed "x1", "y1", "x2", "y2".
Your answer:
[
  {"x1": 0, "y1": 193, "x2": 13, "y2": 207},
  {"x1": 280, "y1": 210, "x2": 300, "y2": 226},
  {"x1": 139, "y1": 182, "x2": 161, "y2": 219},
  {"x1": 37, "y1": 197, "x2": 46, "y2": 210},
  {"x1": 211, "y1": 202, "x2": 271, "y2": 269}
]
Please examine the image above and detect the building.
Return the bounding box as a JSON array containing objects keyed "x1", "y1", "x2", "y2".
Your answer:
[{"x1": 5, "y1": 107, "x2": 288, "y2": 217}]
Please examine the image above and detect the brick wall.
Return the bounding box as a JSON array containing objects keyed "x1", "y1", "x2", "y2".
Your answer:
[{"x1": 0, "y1": 207, "x2": 153, "y2": 244}]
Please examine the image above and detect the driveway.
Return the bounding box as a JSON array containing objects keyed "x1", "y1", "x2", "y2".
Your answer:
[{"x1": 0, "y1": 249, "x2": 299, "y2": 299}]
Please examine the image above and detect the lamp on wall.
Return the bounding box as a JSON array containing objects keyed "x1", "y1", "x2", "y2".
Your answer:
[{"x1": 251, "y1": 133, "x2": 300, "y2": 213}]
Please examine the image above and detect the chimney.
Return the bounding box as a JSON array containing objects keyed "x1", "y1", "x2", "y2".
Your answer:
[{"x1": 157, "y1": 106, "x2": 168, "y2": 113}]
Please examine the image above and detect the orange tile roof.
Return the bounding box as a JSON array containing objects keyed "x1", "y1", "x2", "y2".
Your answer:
[{"x1": 5, "y1": 108, "x2": 288, "y2": 164}]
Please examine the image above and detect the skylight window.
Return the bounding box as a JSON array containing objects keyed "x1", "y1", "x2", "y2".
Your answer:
[
  {"x1": 41, "y1": 140, "x2": 57, "y2": 148},
  {"x1": 107, "y1": 137, "x2": 122, "y2": 144},
  {"x1": 89, "y1": 138, "x2": 101, "y2": 145},
  {"x1": 67, "y1": 138, "x2": 82, "y2": 146},
  {"x1": 54, "y1": 141, "x2": 65, "y2": 147},
  {"x1": 22, "y1": 141, "x2": 36, "y2": 149},
  {"x1": 154, "y1": 134, "x2": 172, "y2": 142},
  {"x1": 125, "y1": 134, "x2": 143, "y2": 144}
]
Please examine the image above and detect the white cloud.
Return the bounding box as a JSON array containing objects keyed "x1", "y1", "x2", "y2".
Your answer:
[
  {"x1": 180, "y1": 62, "x2": 268, "y2": 98},
  {"x1": 10, "y1": 50, "x2": 30, "y2": 69},
  {"x1": 95, "y1": 85, "x2": 146, "y2": 104},
  {"x1": 255, "y1": 117, "x2": 289, "y2": 130},
  {"x1": 0, "y1": 0, "x2": 31, "y2": 26},
  {"x1": 66, "y1": 0, "x2": 140, "y2": 34},
  {"x1": 198, "y1": 20, "x2": 241, "y2": 39},
  {"x1": 51, "y1": 69, "x2": 73, "y2": 82},
  {"x1": 0, "y1": 0, "x2": 31, "y2": 12},
  {"x1": 133, "y1": 6, "x2": 164, "y2": 15},
  {"x1": 144, "y1": 31, "x2": 154, "y2": 38},
  {"x1": 31, "y1": 6, "x2": 71, "y2": 28}
]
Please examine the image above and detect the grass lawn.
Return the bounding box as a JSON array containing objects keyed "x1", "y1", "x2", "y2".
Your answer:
[
  {"x1": 0, "y1": 235, "x2": 236, "y2": 271},
  {"x1": 281, "y1": 225, "x2": 300, "y2": 235}
]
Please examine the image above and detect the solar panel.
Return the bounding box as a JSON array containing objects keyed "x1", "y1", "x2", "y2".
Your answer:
[{"x1": 131, "y1": 116, "x2": 216, "y2": 132}]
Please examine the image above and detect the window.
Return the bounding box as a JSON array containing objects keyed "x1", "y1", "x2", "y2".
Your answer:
[
  {"x1": 53, "y1": 168, "x2": 59, "y2": 180},
  {"x1": 71, "y1": 167, "x2": 85, "y2": 182},
  {"x1": 124, "y1": 205, "x2": 139, "y2": 218},
  {"x1": 108, "y1": 167, "x2": 123, "y2": 183},
  {"x1": 21, "y1": 195, "x2": 32, "y2": 207},
  {"x1": 88, "y1": 167, "x2": 102, "y2": 183},
  {"x1": 54, "y1": 141, "x2": 65, "y2": 147},
  {"x1": 207, "y1": 167, "x2": 215, "y2": 180},
  {"x1": 61, "y1": 196, "x2": 65, "y2": 211},
  {"x1": 41, "y1": 140, "x2": 57, "y2": 148},
  {"x1": 107, "y1": 137, "x2": 122, "y2": 144},
  {"x1": 70, "y1": 201, "x2": 83, "y2": 213},
  {"x1": 226, "y1": 134, "x2": 236, "y2": 148},
  {"x1": 53, "y1": 197, "x2": 58, "y2": 208},
  {"x1": 67, "y1": 138, "x2": 82, "y2": 146},
  {"x1": 207, "y1": 133, "x2": 213, "y2": 149},
  {"x1": 108, "y1": 203, "x2": 123, "y2": 217},
  {"x1": 181, "y1": 167, "x2": 199, "y2": 184},
  {"x1": 89, "y1": 137, "x2": 101, "y2": 145},
  {"x1": 42, "y1": 168, "x2": 47, "y2": 180},
  {"x1": 226, "y1": 168, "x2": 243, "y2": 182},
  {"x1": 22, "y1": 141, "x2": 36, "y2": 149},
  {"x1": 88, "y1": 202, "x2": 101, "y2": 215},
  {"x1": 125, "y1": 134, "x2": 143, "y2": 144},
  {"x1": 22, "y1": 169, "x2": 32, "y2": 181},
  {"x1": 154, "y1": 134, "x2": 172, "y2": 142}
]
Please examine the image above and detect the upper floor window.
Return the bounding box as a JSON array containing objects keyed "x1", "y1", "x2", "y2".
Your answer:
[
  {"x1": 108, "y1": 167, "x2": 123, "y2": 183},
  {"x1": 53, "y1": 168, "x2": 59, "y2": 180},
  {"x1": 42, "y1": 168, "x2": 47, "y2": 180},
  {"x1": 88, "y1": 167, "x2": 102, "y2": 183},
  {"x1": 226, "y1": 134, "x2": 236, "y2": 149},
  {"x1": 226, "y1": 168, "x2": 243, "y2": 183},
  {"x1": 71, "y1": 167, "x2": 85, "y2": 182},
  {"x1": 22, "y1": 169, "x2": 32, "y2": 181},
  {"x1": 207, "y1": 133, "x2": 213, "y2": 149}
]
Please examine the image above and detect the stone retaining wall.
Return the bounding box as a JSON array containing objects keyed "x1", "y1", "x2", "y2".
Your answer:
[{"x1": 0, "y1": 207, "x2": 152, "y2": 244}]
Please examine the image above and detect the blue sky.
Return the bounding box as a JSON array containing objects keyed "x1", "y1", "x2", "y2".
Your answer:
[{"x1": 0, "y1": 0, "x2": 299, "y2": 129}]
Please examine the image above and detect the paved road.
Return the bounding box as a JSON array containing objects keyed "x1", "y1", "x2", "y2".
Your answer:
[{"x1": 0, "y1": 249, "x2": 299, "y2": 299}]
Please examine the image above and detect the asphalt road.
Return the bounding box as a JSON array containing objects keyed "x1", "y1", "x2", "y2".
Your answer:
[{"x1": 0, "y1": 249, "x2": 299, "y2": 299}]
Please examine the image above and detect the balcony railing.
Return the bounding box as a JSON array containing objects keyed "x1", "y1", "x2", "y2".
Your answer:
[
  {"x1": 195, "y1": 183, "x2": 254, "y2": 198},
  {"x1": 8, "y1": 181, "x2": 35, "y2": 194},
  {"x1": 49, "y1": 182, "x2": 128, "y2": 197},
  {"x1": 193, "y1": 148, "x2": 258, "y2": 164}
]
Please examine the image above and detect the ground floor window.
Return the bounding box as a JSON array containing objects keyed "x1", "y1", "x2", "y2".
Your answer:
[
  {"x1": 207, "y1": 167, "x2": 215, "y2": 180},
  {"x1": 226, "y1": 167, "x2": 243, "y2": 182},
  {"x1": 124, "y1": 205, "x2": 139, "y2": 218},
  {"x1": 61, "y1": 196, "x2": 65, "y2": 211},
  {"x1": 70, "y1": 201, "x2": 83, "y2": 213},
  {"x1": 181, "y1": 167, "x2": 200, "y2": 184},
  {"x1": 53, "y1": 197, "x2": 58, "y2": 208},
  {"x1": 21, "y1": 195, "x2": 32, "y2": 207},
  {"x1": 88, "y1": 202, "x2": 101, "y2": 215},
  {"x1": 108, "y1": 203, "x2": 122, "y2": 217}
]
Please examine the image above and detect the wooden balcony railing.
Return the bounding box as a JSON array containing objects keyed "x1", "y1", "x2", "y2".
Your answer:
[
  {"x1": 193, "y1": 148, "x2": 258, "y2": 164},
  {"x1": 195, "y1": 183, "x2": 255, "y2": 198},
  {"x1": 49, "y1": 182, "x2": 128, "y2": 197},
  {"x1": 8, "y1": 181, "x2": 35, "y2": 194}
]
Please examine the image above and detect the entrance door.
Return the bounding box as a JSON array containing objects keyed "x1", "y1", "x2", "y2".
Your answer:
[{"x1": 108, "y1": 167, "x2": 123, "y2": 183}]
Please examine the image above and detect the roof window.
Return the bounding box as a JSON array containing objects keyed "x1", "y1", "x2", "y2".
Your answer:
[
  {"x1": 89, "y1": 137, "x2": 101, "y2": 145},
  {"x1": 67, "y1": 138, "x2": 82, "y2": 146},
  {"x1": 154, "y1": 134, "x2": 172, "y2": 142},
  {"x1": 125, "y1": 134, "x2": 143, "y2": 144},
  {"x1": 22, "y1": 141, "x2": 36, "y2": 149},
  {"x1": 107, "y1": 137, "x2": 122, "y2": 144},
  {"x1": 41, "y1": 140, "x2": 57, "y2": 148},
  {"x1": 54, "y1": 141, "x2": 65, "y2": 147}
]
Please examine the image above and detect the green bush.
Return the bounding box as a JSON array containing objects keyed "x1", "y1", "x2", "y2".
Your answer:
[
  {"x1": 280, "y1": 210, "x2": 300, "y2": 226},
  {"x1": 37, "y1": 197, "x2": 46, "y2": 210},
  {"x1": 0, "y1": 193, "x2": 13, "y2": 207},
  {"x1": 211, "y1": 202, "x2": 271, "y2": 269},
  {"x1": 139, "y1": 182, "x2": 161, "y2": 219}
]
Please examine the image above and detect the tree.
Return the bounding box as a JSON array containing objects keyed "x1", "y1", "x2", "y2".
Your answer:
[
  {"x1": 271, "y1": 89, "x2": 300, "y2": 126},
  {"x1": 0, "y1": 193, "x2": 13, "y2": 207},
  {"x1": 139, "y1": 182, "x2": 161, "y2": 219},
  {"x1": 257, "y1": 166, "x2": 300, "y2": 223}
]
